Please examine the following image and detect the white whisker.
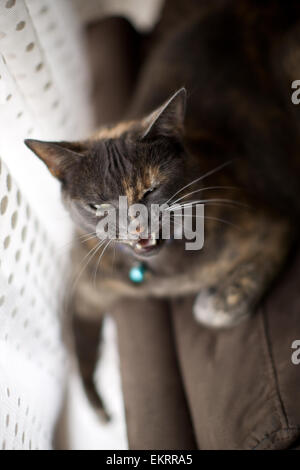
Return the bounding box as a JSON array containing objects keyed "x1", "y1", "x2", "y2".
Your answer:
[
  {"x1": 165, "y1": 160, "x2": 233, "y2": 205},
  {"x1": 68, "y1": 238, "x2": 107, "y2": 299},
  {"x1": 93, "y1": 239, "x2": 113, "y2": 285},
  {"x1": 56, "y1": 231, "x2": 98, "y2": 254},
  {"x1": 171, "y1": 213, "x2": 240, "y2": 229},
  {"x1": 166, "y1": 198, "x2": 248, "y2": 212},
  {"x1": 169, "y1": 185, "x2": 238, "y2": 206}
]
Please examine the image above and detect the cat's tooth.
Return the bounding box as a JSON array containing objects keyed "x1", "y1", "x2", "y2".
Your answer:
[{"x1": 135, "y1": 236, "x2": 157, "y2": 250}]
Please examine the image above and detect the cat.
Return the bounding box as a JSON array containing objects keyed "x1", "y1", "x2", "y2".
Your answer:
[{"x1": 25, "y1": 0, "x2": 300, "y2": 418}]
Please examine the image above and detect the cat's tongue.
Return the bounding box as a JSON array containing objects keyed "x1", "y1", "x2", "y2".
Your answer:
[{"x1": 135, "y1": 234, "x2": 157, "y2": 251}]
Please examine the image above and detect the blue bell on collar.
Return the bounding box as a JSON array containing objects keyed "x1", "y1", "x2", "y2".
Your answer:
[{"x1": 129, "y1": 263, "x2": 146, "y2": 283}]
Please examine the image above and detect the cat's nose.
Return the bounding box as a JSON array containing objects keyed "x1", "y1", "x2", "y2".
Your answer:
[
  {"x1": 129, "y1": 224, "x2": 145, "y2": 235},
  {"x1": 136, "y1": 225, "x2": 144, "y2": 233}
]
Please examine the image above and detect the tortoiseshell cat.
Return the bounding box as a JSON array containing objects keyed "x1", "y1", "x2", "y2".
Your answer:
[{"x1": 26, "y1": 0, "x2": 300, "y2": 418}]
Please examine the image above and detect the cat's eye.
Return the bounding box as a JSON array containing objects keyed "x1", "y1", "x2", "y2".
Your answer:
[
  {"x1": 88, "y1": 203, "x2": 111, "y2": 212},
  {"x1": 88, "y1": 203, "x2": 99, "y2": 211},
  {"x1": 143, "y1": 186, "x2": 157, "y2": 199}
]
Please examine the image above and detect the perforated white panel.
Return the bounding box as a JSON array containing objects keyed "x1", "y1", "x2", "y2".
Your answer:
[
  {"x1": 0, "y1": 0, "x2": 93, "y2": 245},
  {"x1": 0, "y1": 0, "x2": 94, "y2": 450},
  {"x1": 0, "y1": 157, "x2": 68, "y2": 450}
]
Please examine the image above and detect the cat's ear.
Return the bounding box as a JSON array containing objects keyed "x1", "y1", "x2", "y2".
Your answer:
[
  {"x1": 142, "y1": 87, "x2": 186, "y2": 140},
  {"x1": 24, "y1": 139, "x2": 86, "y2": 180}
]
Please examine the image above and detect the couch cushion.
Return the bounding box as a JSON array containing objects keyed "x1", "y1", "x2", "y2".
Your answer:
[
  {"x1": 171, "y1": 250, "x2": 300, "y2": 449},
  {"x1": 113, "y1": 298, "x2": 197, "y2": 450}
]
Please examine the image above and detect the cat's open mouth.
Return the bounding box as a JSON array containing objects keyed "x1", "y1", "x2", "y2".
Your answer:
[{"x1": 130, "y1": 233, "x2": 164, "y2": 257}]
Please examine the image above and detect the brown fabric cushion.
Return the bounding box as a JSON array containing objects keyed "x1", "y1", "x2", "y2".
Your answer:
[
  {"x1": 113, "y1": 298, "x2": 197, "y2": 450},
  {"x1": 171, "y1": 250, "x2": 300, "y2": 449},
  {"x1": 86, "y1": 17, "x2": 142, "y2": 126},
  {"x1": 113, "y1": 250, "x2": 300, "y2": 449}
]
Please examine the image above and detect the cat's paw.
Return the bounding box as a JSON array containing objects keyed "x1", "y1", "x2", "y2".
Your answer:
[{"x1": 193, "y1": 287, "x2": 251, "y2": 329}]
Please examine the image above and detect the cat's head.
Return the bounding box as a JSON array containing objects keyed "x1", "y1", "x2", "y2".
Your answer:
[{"x1": 25, "y1": 88, "x2": 187, "y2": 258}]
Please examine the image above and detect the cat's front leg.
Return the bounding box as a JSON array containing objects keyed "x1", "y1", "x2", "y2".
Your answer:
[
  {"x1": 193, "y1": 262, "x2": 260, "y2": 328},
  {"x1": 193, "y1": 223, "x2": 291, "y2": 329},
  {"x1": 73, "y1": 313, "x2": 111, "y2": 422}
]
